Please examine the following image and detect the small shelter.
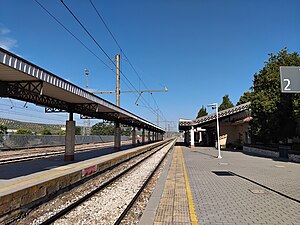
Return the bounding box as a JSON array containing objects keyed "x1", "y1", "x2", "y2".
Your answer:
[{"x1": 179, "y1": 102, "x2": 251, "y2": 148}]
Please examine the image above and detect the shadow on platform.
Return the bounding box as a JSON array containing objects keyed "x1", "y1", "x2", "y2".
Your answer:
[{"x1": 0, "y1": 144, "x2": 134, "y2": 180}]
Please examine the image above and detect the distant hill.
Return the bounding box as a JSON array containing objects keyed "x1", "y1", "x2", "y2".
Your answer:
[{"x1": 0, "y1": 118, "x2": 65, "y2": 133}]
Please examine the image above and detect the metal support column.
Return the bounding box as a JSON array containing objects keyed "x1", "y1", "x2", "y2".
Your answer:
[{"x1": 65, "y1": 112, "x2": 75, "y2": 161}]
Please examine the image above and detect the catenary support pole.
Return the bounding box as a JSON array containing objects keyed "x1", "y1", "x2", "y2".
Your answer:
[
  {"x1": 114, "y1": 54, "x2": 121, "y2": 150},
  {"x1": 116, "y1": 54, "x2": 120, "y2": 107}
]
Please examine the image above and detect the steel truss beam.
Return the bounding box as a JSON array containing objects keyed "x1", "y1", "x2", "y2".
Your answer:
[
  {"x1": 0, "y1": 81, "x2": 70, "y2": 110},
  {"x1": 0, "y1": 81, "x2": 163, "y2": 131},
  {"x1": 73, "y1": 103, "x2": 98, "y2": 113},
  {"x1": 96, "y1": 112, "x2": 120, "y2": 121},
  {"x1": 0, "y1": 80, "x2": 43, "y2": 95},
  {"x1": 0, "y1": 81, "x2": 98, "y2": 117}
]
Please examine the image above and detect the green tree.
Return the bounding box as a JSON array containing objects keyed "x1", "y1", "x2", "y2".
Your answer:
[
  {"x1": 250, "y1": 48, "x2": 300, "y2": 143},
  {"x1": 237, "y1": 91, "x2": 253, "y2": 105},
  {"x1": 15, "y1": 129, "x2": 32, "y2": 135},
  {"x1": 91, "y1": 122, "x2": 114, "y2": 135},
  {"x1": 121, "y1": 126, "x2": 131, "y2": 136},
  {"x1": 219, "y1": 95, "x2": 234, "y2": 111},
  {"x1": 0, "y1": 124, "x2": 7, "y2": 134},
  {"x1": 75, "y1": 126, "x2": 81, "y2": 135},
  {"x1": 40, "y1": 129, "x2": 52, "y2": 135},
  {"x1": 91, "y1": 122, "x2": 130, "y2": 136},
  {"x1": 196, "y1": 105, "x2": 208, "y2": 118},
  {"x1": 56, "y1": 130, "x2": 66, "y2": 135}
]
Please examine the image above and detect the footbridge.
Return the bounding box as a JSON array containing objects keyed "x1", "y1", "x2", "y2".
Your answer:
[{"x1": 0, "y1": 47, "x2": 164, "y2": 160}]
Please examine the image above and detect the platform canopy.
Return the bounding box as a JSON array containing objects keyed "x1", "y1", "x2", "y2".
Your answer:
[
  {"x1": 0, "y1": 47, "x2": 164, "y2": 133},
  {"x1": 179, "y1": 102, "x2": 251, "y2": 131}
]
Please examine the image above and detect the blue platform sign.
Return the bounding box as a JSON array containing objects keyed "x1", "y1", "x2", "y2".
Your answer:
[{"x1": 280, "y1": 66, "x2": 300, "y2": 93}]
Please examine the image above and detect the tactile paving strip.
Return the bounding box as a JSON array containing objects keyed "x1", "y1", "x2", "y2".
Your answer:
[{"x1": 154, "y1": 147, "x2": 191, "y2": 225}]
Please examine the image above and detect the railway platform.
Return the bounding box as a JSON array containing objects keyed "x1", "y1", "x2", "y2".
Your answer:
[
  {"x1": 140, "y1": 143, "x2": 300, "y2": 225},
  {"x1": 0, "y1": 143, "x2": 132, "y2": 180},
  {"x1": 0, "y1": 141, "x2": 165, "y2": 223}
]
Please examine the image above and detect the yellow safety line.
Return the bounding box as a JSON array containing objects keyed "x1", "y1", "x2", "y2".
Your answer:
[{"x1": 179, "y1": 146, "x2": 199, "y2": 225}]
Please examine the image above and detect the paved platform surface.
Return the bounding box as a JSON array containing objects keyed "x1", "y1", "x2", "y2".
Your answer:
[
  {"x1": 185, "y1": 146, "x2": 300, "y2": 225},
  {"x1": 0, "y1": 144, "x2": 133, "y2": 181},
  {"x1": 142, "y1": 144, "x2": 300, "y2": 225}
]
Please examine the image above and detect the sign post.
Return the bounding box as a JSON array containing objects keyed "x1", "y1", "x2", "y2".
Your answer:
[{"x1": 280, "y1": 66, "x2": 300, "y2": 93}]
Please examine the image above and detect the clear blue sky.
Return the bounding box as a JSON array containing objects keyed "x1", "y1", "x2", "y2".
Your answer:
[{"x1": 0, "y1": 0, "x2": 299, "y2": 131}]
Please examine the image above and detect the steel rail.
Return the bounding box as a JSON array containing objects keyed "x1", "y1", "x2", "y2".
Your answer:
[
  {"x1": 38, "y1": 139, "x2": 173, "y2": 225},
  {"x1": 114, "y1": 139, "x2": 176, "y2": 225}
]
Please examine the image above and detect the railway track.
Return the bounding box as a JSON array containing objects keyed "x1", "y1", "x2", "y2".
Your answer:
[
  {"x1": 0, "y1": 140, "x2": 132, "y2": 165},
  {"x1": 13, "y1": 139, "x2": 176, "y2": 225}
]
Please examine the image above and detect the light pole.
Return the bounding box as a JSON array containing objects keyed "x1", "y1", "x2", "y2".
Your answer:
[{"x1": 207, "y1": 103, "x2": 222, "y2": 159}]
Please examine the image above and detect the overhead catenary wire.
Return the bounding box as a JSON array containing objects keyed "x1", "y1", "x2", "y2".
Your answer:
[
  {"x1": 59, "y1": 1, "x2": 140, "y2": 96},
  {"x1": 0, "y1": 102, "x2": 67, "y2": 120},
  {"x1": 0, "y1": 98, "x2": 94, "y2": 126},
  {"x1": 0, "y1": 109, "x2": 66, "y2": 124},
  {"x1": 88, "y1": 0, "x2": 152, "y2": 90},
  {"x1": 34, "y1": 0, "x2": 165, "y2": 126},
  {"x1": 60, "y1": 0, "x2": 160, "y2": 117},
  {"x1": 0, "y1": 104, "x2": 65, "y2": 119},
  {"x1": 88, "y1": 0, "x2": 123, "y2": 51},
  {"x1": 88, "y1": 0, "x2": 166, "y2": 120},
  {"x1": 33, "y1": 0, "x2": 150, "y2": 111},
  {"x1": 60, "y1": 0, "x2": 113, "y2": 65},
  {"x1": 33, "y1": 0, "x2": 113, "y2": 72}
]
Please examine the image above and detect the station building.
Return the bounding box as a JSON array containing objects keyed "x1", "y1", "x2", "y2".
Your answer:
[{"x1": 179, "y1": 102, "x2": 251, "y2": 148}]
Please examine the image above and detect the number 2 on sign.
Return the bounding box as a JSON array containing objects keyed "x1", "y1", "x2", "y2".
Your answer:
[{"x1": 284, "y1": 78, "x2": 291, "y2": 91}]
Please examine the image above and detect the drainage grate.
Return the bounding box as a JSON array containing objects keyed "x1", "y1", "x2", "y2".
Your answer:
[{"x1": 212, "y1": 171, "x2": 234, "y2": 176}]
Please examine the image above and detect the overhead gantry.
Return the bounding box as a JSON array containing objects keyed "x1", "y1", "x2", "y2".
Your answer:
[{"x1": 0, "y1": 47, "x2": 165, "y2": 160}]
